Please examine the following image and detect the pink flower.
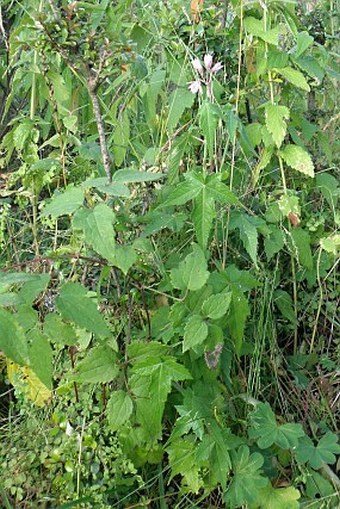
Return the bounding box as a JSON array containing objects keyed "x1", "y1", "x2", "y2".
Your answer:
[
  {"x1": 211, "y1": 61, "x2": 223, "y2": 73},
  {"x1": 204, "y1": 54, "x2": 213, "y2": 70},
  {"x1": 192, "y1": 58, "x2": 204, "y2": 75},
  {"x1": 188, "y1": 80, "x2": 203, "y2": 94}
]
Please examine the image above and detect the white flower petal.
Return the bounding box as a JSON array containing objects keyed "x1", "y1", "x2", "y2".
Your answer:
[
  {"x1": 204, "y1": 54, "x2": 213, "y2": 70},
  {"x1": 211, "y1": 61, "x2": 223, "y2": 73},
  {"x1": 192, "y1": 58, "x2": 204, "y2": 75}
]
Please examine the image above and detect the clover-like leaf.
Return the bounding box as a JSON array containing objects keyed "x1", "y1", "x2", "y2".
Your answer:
[
  {"x1": 249, "y1": 402, "x2": 304, "y2": 449},
  {"x1": 224, "y1": 445, "x2": 267, "y2": 508},
  {"x1": 295, "y1": 432, "x2": 340, "y2": 469}
]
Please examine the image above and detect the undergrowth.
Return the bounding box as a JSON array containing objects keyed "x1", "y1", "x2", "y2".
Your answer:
[{"x1": 0, "y1": 0, "x2": 339, "y2": 508}]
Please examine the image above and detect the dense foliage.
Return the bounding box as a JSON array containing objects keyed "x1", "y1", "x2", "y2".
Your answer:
[{"x1": 0, "y1": 0, "x2": 339, "y2": 507}]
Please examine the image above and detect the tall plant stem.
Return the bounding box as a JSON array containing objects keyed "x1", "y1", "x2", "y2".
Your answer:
[
  {"x1": 222, "y1": 0, "x2": 243, "y2": 269},
  {"x1": 264, "y1": 2, "x2": 298, "y2": 350}
]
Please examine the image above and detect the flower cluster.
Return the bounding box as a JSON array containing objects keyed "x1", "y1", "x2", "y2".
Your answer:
[{"x1": 188, "y1": 54, "x2": 223, "y2": 98}]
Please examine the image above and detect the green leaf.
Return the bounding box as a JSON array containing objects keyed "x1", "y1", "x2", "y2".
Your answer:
[
  {"x1": 0, "y1": 308, "x2": 29, "y2": 365},
  {"x1": 295, "y1": 432, "x2": 340, "y2": 469},
  {"x1": 264, "y1": 227, "x2": 285, "y2": 260},
  {"x1": 28, "y1": 330, "x2": 53, "y2": 390},
  {"x1": 265, "y1": 104, "x2": 290, "y2": 148},
  {"x1": 209, "y1": 422, "x2": 233, "y2": 488},
  {"x1": 229, "y1": 212, "x2": 259, "y2": 266},
  {"x1": 224, "y1": 445, "x2": 267, "y2": 508},
  {"x1": 291, "y1": 228, "x2": 313, "y2": 269},
  {"x1": 107, "y1": 390, "x2": 133, "y2": 431},
  {"x1": 78, "y1": 203, "x2": 116, "y2": 263},
  {"x1": 13, "y1": 120, "x2": 33, "y2": 151},
  {"x1": 166, "y1": 87, "x2": 195, "y2": 132},
  {"x1": 17, "y1": 274, "x2": 50, "y2": 305},
  {"x1": 274, "y1": 290, "x2": 297, "y2": 325},
  {"x1": 199, "y1": 101, "x2": 219, "y2": 160},
  {"x1": 112, "y1": 168, "x2": 164, "y2": 183},
  {"x1": 82, "y1": 177, "x2": 130, "y2": 197},
  {"x1": 44, "y1": 314, "x2": 78, "y2": 346},
  {"x1": 249, "y1": 403, "x2": 304, "y2": 449},
  {"x1": 280, "y1": 144, "x2": 314, "y2": 177},
  {"x1": 113, "y1": 110, "x2": 130, "y2": 166},
  {"x1": 183, "y1": 314, "x2": 208, "y2": 352},
  {"x1": 166, "y1": 437, "x2": 201, "y2": 493},
  {"x1": 202, "y1": 291, "x2": 232, "y2": 320},
  {"x1": 294, "y1": 31, "x2": 314, "y2": 58},
  {"x1": 112, "y1": 245, "x2": 137, "y2": 274},
  {"x1": 170, "y1": 244, "x2": 209, "y2": 292},
  {"x1": 227, "y1": 290, "x2": 249, "y2": 355},
  {"x1": 252, "y1": 483, "x2": 300, "y2": 509},
  {"x1": 320, "y1": 234, "x2": 340, "y2": 255},
  {"x1": 244, "y1": 17, "x2": 280, "y2": 46},
  {"x1": 192, "y1": 190, "x2": 215, "y2": 249},
  {"x1": 56, "y1": 283, "x2": 111, "y2": 337},
  {"x1": 41, "y1": 186, "x2": 84, "y2": 219},
  {"x1": 131, "y1": 356, "x2": 191, "y2": 441},
  {"x1": 75, "y1": 345, "x2": 118, "y2": 383},
  {"x1": 277, "y1": 67, "x2": 310, "y2": 91},
  {"x1": 161, "y1": 175, "x2": 203, "y2": 208},
  {"x1": 206, "y1": 176, "x2": 241, "y2": 206}
]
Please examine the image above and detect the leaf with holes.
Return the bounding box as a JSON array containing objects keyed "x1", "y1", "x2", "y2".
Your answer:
[{"x1": 280, "y1": 144, "x2": 314, "y2": 177}]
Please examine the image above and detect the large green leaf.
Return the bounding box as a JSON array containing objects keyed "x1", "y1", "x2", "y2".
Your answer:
[
  {"x1": 44, "y1": 313, "x2": 78, "y2": 346},
  {"x1": 206, "y1": 176, "x2": 241, "y2": 206},
  {"x1": 249, "y1": 403, "x2": 304, "y2": 449},
  {"x1": 82, "y1": 177, "x2": 130, "y2": 197},
  {"x1": 107, "y1": 390, "x2": 133, "y2": 431},
  {"x1": 112, "y1": 245, "x2": 137, "y2": 274},
  {"x1": 166, "y1": 87, "x2": 195, "y2": 132},
  {"x1": 80, "y1": 203, "x2": 116, "y2": 263},
  {"x1": 170, "y1": 244, "x2": 209, "y2": 292},
  {"x1": 229, "y1": 212, "x2": 259, "y2": 266},
  {"x1": 201, "y1": 291, "x2": 232, "y2": 320},
  {"x1": 277, "y1": 67, "x2": 310, "y2": 91},
  {"x1": 41, "y1": 186, "x2": 84, "y2": 219},
  {"x1": 28, "y1": 330, "x2": 53, "y2": 390},
  {"x1": 56, "y1": 283, "x2": 111, "y2": 337},
  {"x1": 280, "y1": 144, "x2": 314, "y2": 177},
  {"x1": 183, "y1": 314, "x2": 208, "y2": 352},
  {"x1": 74, "y1": 345, "x2": 118, "y2": 383},
  {"x1": 290, "y1": 228, "x2": 313, "y2": 270},
  {"x1": 224, "y1": 445, "x2": 267, "y2": 508},
  {"x1": 274, "y1": 290, "x2": 297, "y2": 325},
  {"x1": 130, "y1": 355, "x2": 191, "y2": 441},
  {"x1": 265, "y1": 103, "x2": 290, "y2": 148},
  {"x1": 113, "y1": 110, "x2": 130, "y2": 166},
  {"x1": 0, "y1": 308, "x2": 29, "y2": 365},
  {"x1": 244, "y1": 17, "x2": 280, "y2": 46},
  {"x1": 251, "y1": 483, "x2": 300, "y2": 509},
  {"x1": 161, "y1": 174, "x2": 203, "y2": 208},
  {"x1": 227, "y1": 289, "x2": 249, "y2": 354},
  {"x1": 295, "y1": 432, "x2": 340, "y2": 469},
  {"x1": 112, "y1": 168, "x2": 164, "y2": 183},
  {"x1": 199, "y1": 101, "x2": 219, "y2": 160},
  {"x1": 192, "y1": 189, "x2": 215, "y2": 249}
]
